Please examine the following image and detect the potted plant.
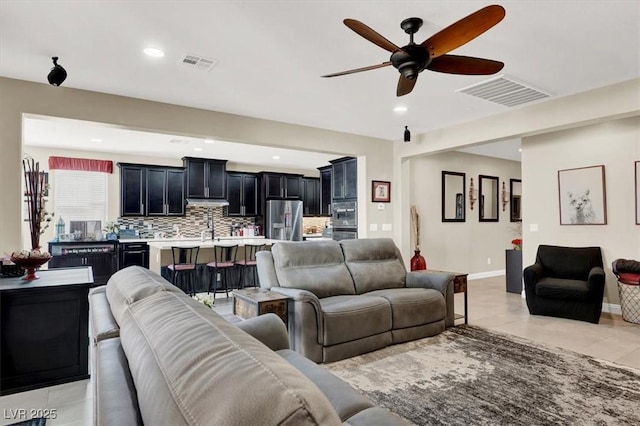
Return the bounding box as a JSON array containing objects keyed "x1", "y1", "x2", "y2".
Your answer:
[
  {"x1": 103, "y1": 222, "x2": 120, "y2": 240},
  {"x1": 11, "y1": 157, "x2": 54, "y2": 280}
]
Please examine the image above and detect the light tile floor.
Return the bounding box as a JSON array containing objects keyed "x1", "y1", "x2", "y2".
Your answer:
[{"x1": 1, "y1": 275, "x2": 638, "y2": 425}]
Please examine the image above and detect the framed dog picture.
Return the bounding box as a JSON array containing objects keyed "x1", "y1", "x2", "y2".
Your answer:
[
  {"x1": 372, "y1": 180, "x2": 391, "y2": 203},
  {"x1": 558, "y1": 165, "x2": 607, "y2": 225}
]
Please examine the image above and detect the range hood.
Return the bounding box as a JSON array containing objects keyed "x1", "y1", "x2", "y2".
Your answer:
[{"x1": 186, "y1": 198, "x2": 229, "y2": 207}]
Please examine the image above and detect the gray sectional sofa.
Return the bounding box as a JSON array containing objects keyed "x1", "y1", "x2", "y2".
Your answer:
[
  {"x1": 89, "y1": 266, "x2": 410, "y2": 425},
  {"x1": 257, "y1": 238, "x2": 455, "y2": 363}
]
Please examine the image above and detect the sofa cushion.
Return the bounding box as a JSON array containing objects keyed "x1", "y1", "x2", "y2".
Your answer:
[
  {"x1": 272, "y1": 240, "x2": 356, "y2": 298},
  {"x1": 106, "y1": 266, "x2": 182, "y2": 325},
  {"x1": 365, "y1": 288, "x2": 445, "y2": 329},
  {"x1": 536, "y1": 277, "x2": 590, "y2": 300},
  {"x1": 320, "y1": 295, "x2": 391, "y2": 346},
  {"x1": 341, "y1": 239, "x2": 406, "y2": 294},
  {"x1": 119, "y1": 290, "x2": 342, "y2": 426}
]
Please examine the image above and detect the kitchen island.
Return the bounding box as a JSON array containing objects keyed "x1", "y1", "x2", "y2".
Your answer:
[{"x1": 147, "y1": 237, "x2": 278, "y2": 289}]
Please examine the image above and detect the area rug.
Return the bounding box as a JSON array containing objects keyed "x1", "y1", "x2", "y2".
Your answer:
[{"x1": 326, "y1": 326, "x2": 640, "y2": 425}]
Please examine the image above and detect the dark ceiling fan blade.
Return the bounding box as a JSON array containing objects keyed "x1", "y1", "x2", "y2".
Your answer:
[
  {"x1": 427, "y1": 55, "x2": 504, "y2": 75},
  {"x1": 322, "y1": 61, "x2": 392, "y2": 78},
  {"x1": 344, "y1": 19, "x2": 400, "y2": 53},
  {"x1": 397, "y1": 74, "x2": 417, "y2": 97},
  {"x1": 421, "y1": 5, "x2": 505, "y2": 58}
]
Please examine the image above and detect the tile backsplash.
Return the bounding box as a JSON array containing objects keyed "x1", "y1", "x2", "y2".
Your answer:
[{"x1": 118, "y1": 206, "x2": 255, "y2": 238}]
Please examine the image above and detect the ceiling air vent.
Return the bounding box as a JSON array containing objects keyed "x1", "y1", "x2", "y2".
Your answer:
[
  {"x1": 179, "y1": 54, "x2": 218, "y2": 72},
  {"x1": 456, "y1": 75, "x2": 550, "y2": 107}
]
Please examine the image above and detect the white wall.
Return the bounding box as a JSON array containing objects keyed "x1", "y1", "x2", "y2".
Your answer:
[
  {"x1": 409, "y1": 151, "x2": 521, "y2": 274},
  {"x1": 0, "y1": 77, "x2": 394, "y2": 252},
  {"x1": 522, "y1": 116, "x2": 640, "y2": 305}
]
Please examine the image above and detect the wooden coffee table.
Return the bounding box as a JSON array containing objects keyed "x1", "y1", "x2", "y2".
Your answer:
[{"x1": 232, "y1": 288, "x2": 288, "y2": 326}]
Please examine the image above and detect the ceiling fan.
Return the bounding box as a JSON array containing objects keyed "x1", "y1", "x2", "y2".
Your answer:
[{"x1": 322, "y1": 5, "x2": 506, "y2": 96}]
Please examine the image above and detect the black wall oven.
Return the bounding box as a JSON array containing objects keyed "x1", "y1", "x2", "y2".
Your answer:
[
  {"x1": 332, "y1": 201, "x2": 358, "y2": 240},
  {"x1": 118, "y1": 242, "x2": 150, "y2": 269}
]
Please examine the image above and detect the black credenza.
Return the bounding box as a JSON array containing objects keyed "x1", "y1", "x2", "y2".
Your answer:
[{"x1": 0, "y1": 267, "x2": 94, "y2": 395}]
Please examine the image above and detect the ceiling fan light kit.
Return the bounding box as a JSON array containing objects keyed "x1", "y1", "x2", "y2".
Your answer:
[
  {"x1": 322, "y1": 5, "x2": 506, "y2": 96},
  {"x1": 47, "y1": 56, "x2": 67, "y2": 86}
]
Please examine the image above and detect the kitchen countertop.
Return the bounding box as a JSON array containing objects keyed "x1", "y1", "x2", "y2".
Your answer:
[
  {"x1": 147, "y1": 237, "x2": 277, "y2": 249},
  {"x1": 119, "y1": 236, "x2": 267, "y2": 244}
]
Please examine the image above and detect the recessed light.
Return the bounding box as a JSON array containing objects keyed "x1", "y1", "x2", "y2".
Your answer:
[
  {"x1": 143, "y1": 47, "x2": 165, "y2": 58},
  {"x1": 90, "y1": 138, "x2": 102, "y2": 143},
  {"x1": 204, "y1": 139, "x2": 215, "y2": 144},
  {"x1": 518, "y1": 148, "x2": 522, "y2": 152},
  {"x1": 194, "y1": 147, "x2": 203, "y2": 152},
  {"x1": 272, "y1": 155, "x2": 280, "y2": 160},
  {"x1": 394, "y1": 106, "x2": 408, "y2": 113}
]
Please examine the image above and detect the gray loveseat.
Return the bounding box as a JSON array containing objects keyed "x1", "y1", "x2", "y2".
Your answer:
[
  {"x1": 89, "y1": 266, "x2": 409, "y2": 425},
  {"x1": 257, "y1": 238, "x2": 454, "y2": 363}
]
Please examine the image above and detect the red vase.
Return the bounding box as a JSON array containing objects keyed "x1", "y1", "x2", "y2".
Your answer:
[{"x1": 410, "y1": 249, "x2": 427, "y2": 271}]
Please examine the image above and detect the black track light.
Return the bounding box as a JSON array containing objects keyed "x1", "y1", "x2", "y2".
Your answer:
[
  {"x1": 404, "y1": 126, "x2": 411, "y2": 142},
  {"x1": 47, "y1": 57, "x2": 67, "y2": 86}
]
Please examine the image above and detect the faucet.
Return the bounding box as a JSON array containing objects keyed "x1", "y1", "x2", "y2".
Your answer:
[{"x1": 207, "y1": 208, "x2": 216, "y2": 241}]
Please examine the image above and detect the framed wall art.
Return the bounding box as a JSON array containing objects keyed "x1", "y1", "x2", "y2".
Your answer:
[
  {"x1": 372, "y1": 180, "x2": 391, "y2": 203},
  {"x1": 635, "y1": 161, "x2": 639, "y2": 225},
  {"x1": 558, "y1": 165, "x2": 607, "y2": 225}
]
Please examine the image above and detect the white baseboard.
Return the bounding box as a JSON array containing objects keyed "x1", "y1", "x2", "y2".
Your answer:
[
  {"x1": 468, "y1": 270, "x2": 506, "y2": 280},
  {"x1": 602, "y1": 302, "x2": 622, "y2": 315}
]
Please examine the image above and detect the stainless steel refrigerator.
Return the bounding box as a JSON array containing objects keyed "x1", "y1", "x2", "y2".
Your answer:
[{"x1": 265, "y1": 200, "x2": 303, "y2": 241}]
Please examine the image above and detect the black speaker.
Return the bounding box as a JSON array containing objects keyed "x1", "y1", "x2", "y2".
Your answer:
[
  {"x1": 47, "y1": 57, "x2": 67, "y2": 86},
  {"x1": 404, "y1": 126, "x2": 411, "y2": 142}
]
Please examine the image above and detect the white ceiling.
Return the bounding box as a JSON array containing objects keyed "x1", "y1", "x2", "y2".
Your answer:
[{"x1": 2, "y1": 1, "x2": 639, "y2": 162}]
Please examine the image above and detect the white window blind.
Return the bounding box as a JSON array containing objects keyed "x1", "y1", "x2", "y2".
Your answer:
[{"x1": 54, "y1": 170, "x2": 107, "y2": 223}]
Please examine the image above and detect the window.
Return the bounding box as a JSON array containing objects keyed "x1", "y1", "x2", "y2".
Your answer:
[{"x1": 54, "y1": 170, "x2": 107, "y2": 226}]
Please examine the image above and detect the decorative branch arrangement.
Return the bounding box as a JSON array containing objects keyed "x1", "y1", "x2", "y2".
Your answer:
[
  {"x1": 410, "y1": 205, "x2": 420, "y2": 249},
  {"x1": 22, "y1": 157, "x2": 53, "y2": 251}
]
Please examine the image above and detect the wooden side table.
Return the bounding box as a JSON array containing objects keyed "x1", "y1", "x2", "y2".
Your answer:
[
  {"x1": 451, "y1": 273, "x2": 469, "y2": 325},
  {"x1": 232, "y1": 288, "x2": 288, "y2": 326}
]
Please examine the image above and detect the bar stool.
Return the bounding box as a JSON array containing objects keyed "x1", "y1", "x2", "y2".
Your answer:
[
  {"x1": 168, "y1": 246, "x2": 200, "y2": 296},
  {"x1": 207, "y1": 244, "x2": 238, "y2": 299},
  {"x1": 236, "y1": 244, "x2": 266, "y2": 288}
]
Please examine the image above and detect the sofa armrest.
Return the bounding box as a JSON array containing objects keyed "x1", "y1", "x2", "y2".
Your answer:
[
  {"x1": 270, "y1": 287, "x2": 325, "y2": 362},
  {"x1": 235, "y1": 313, "x2": 290, "y2": 351},
  {"x1": 256, "y1": 251, "x2": 279, "y2": 289},
  {"x1": 523, "y1": 263, "x2": 543, "y2": 291},
  {"x1": 587, "y1": 266, "x2": 606, "y2": 293},
  {"x1": 406, "y1": 271, "x2": 454, "y2": 327},
  {"x1": 269, "y1": 287, "x2": 323, "y2": 335}
]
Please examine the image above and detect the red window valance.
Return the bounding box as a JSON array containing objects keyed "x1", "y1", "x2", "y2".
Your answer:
[{"x1": 48, "y1": 156, "x2": 113, "y2": 173}]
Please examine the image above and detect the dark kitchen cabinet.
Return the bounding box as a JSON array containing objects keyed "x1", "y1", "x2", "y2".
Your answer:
[
  {"x1": 118, "y1": 163, "x2": 184, "y2": 217},
  {"x1": 48, "y1": 241, "x2": 118, "y2": 286},
  {"x1": 119, "y1": 165, "x2": 145, "y2": 216},
  {"x1": 227, "y1": 172, "x2": 258, "y2": 217},
  {"x1": 301, "y1": 177, "x2": 320, "y2": 216},
  {"x1": 119, "y1": 242, "x2": 150, "y2": 269},
  {"x1": 0, "y1": 268, "x2": 93, "y2": 395},
  {"x1": 318, "y1": 166, "x2": 332, "y2": 216},
  {"x1": 331, "y1": 157, "x2": 357, "y2": 201},
  {"x1": 183, "y1": 157, "x2": 227, "y2": 200},
  {"x1": 146, "y1": 167, "x2": 185, "y2": 216},
  {"x1": 261, "y1": 173, "x2": 302, "y2": 200}
]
